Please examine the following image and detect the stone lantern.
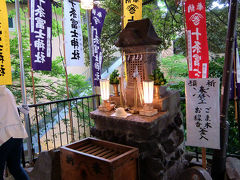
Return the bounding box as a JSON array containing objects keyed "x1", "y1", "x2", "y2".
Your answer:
[{"x1": 115, "y1": 18, "x2": 162, "y2": 107}]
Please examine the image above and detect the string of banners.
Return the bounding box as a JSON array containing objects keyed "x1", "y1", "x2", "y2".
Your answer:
[
  {"x1": 30, "y1": 0, "x2": 52, "y2": 71},
  {"x1": 0, "y1": 0, "x2": 12, "y2": 85},
  {"x1": 91, "y1": 6, "x2": 107, "y2": 86},
  {"x1": 185, "y1": 0, "x2": 209, "y2": 78},
  {"x1": 64, "y1": 0, "x2": 85, "y2": 67}
]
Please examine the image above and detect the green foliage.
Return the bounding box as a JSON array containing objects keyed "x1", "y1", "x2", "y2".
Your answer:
[
  {"x1": 227, "y1": 101, "x2": 240, "y2": 155},
  {"x1": 100, "y1": 0, "x2": 121, "y2": 69},
  {"x1": 146, "y1": 55, "x2": 187, "y2": 96},
  {"x1": 161, "y1": 54, "x2": 188, "y2": 81},
  {"x1": 208, "y1": 56, "x2": 240, "y2": 155},
  {"x1": 150, "y1": 68, "x2": 166, "y2": 85},
  {"x1": 209, "y1": 56, "x2": 224, "y2": 80},
  {"x1": 143, "y1": 1, "x2": 183, "y2": 51},
  {"x1": 109, "y1": 70, "x2": 120, "y2": 84}
]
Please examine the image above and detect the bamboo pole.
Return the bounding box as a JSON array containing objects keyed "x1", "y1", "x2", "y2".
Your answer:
[
  {"x1": 86, "y1": 9, "x2": 96, "y2": 101},
  {"x1": 86, "y1": 9, "x2": 97, "y2": 111},
  {"x1": 202, "y1": 147, "x2": 207, "y2": 169},
  {"x1": 27, "y1": 0, "x2": 41, "y2": 154},
  {"x1": 15, "y1": 0, "x2": 33, "y2": 163},
  {"x1": 233, "y1": 41, "x2": 238, "y2": 124},
  {"x1": 61, "y1": 0, "x2": 75, "y2": 142},
  {"x1": 211, "y1": 1, "x2": 238, "y2": 179},
  {"x1": 120, "y1": 0, "x2": 125, "y2": 107}
]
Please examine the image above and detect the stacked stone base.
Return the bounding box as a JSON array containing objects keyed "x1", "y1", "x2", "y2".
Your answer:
[{"x1": 90, "y1": 91, "x2": 188, "y2": 180}]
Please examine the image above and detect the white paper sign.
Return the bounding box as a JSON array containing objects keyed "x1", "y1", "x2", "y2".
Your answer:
[
  {"x1": 64, "y1": 0, "x2": 84, "y2": 66},
  {"x1": 185, "y1": 78, "x2": 220, "y2": 149}
]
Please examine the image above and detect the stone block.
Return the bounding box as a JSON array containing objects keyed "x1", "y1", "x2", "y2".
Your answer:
[
  {"x1": 226, "y1": 157, "x2": 240, "y2": 180},
  {"x1": 90, "y1": 109, "x2": 169, "y2": 139},
  {"x1": 178, "y1": 166, "x2": 212, "y2": 180},
  {"x1": 27, "y1": 149, "x2": 61, "y2": 180},
  {"x1": 162, "y1": 139, "x2": 175, "y2": 154}
]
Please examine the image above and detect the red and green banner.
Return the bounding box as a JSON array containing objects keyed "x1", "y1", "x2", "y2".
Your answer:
[{"x1": 185, "y1": 0, "x2": 209, "y2": 78}]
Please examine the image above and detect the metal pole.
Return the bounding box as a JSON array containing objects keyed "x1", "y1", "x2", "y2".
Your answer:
[
  {"x1": 211, "y1": 0, "x2": 238, "y2": 179},
  {"x1": 15, "y1": 0, "x2": 33, "y2": 163},
  {"x1": 86, "y1": 9, "x2": 96, "y2": 108}
]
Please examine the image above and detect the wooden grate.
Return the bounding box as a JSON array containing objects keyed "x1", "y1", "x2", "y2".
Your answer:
[
  {"x1": 126, "y1": 54, "x2": 144, "y2": 84},
  {"x1": 75, "y1": 141, "x2": 126, "y2": 160}
]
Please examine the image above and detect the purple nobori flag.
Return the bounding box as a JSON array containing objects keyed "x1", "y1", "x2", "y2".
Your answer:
[
  {"x1": 230, "y1": 39, "x2": 240, "y2": 99},
  {"x1": 30, "y1": 0, "x2": 52, "y2": 71},
  {"x1": 91, "y1": 7, "x2": 107, "y2": 86}
]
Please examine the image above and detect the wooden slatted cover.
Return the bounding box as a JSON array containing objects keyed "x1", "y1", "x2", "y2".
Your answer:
[{"x1": 74, "y1": 141, "x2": 123, "y2": 160}]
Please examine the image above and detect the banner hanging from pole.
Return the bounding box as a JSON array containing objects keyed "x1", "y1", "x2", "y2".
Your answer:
[
  {"x1": 30, "y1": 0, "x2": 52, "y2": 71},
  {"x1": 0, "y1": 0, "x2": 12, "y2": 85},
  {"x1": 185, "y1": 0, "x2": 209, "y2": 78},
  {"x1": 123, "y1": 0, "x2": 142, "y2": 28},
  {"x1": 91, "y1": 7, "x2": 107, "y2": 86},
  {"x1": 235, "y1": 39, "x2": 240, "y2": 83},
  {"x1": 123, "y1": 0, "x2": 142, "y2": 81},
  {"x1": 64, "y1": 0, "x2": 84, "y2": 67},
  {"x1": 230, "y1": 39, "x2": 240, "y2": 99}
]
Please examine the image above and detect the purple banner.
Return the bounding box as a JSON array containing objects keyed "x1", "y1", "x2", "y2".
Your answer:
[
  {"x1": 230, "y1": 39, "x2": 240, "y2": 99},
  {"x1": 91, "y1": 7, "x2": 107, "y2": 86},
  {"x1": 30, "y1": 0, "x2": 52, "y2": 71}
]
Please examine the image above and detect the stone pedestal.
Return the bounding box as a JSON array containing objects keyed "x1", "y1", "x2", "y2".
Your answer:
[{"x1": 90, "y1": 91, "x2": 188, "y2": 180}]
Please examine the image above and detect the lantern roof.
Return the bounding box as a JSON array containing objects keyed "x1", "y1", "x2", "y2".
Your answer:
[{"x1": 115, "y1": 18, "x2": 162, "y2": 48}]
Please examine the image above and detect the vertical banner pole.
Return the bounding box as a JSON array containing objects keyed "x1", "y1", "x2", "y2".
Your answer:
[
  {"x1": 86, "y1": 9, "x2": 96, "y2": 109},
  {"x1": 202, "y1": 147, "x2": 207, "y2": 169},
  {"x1": 30, "y1": 69, "x2": 41, "y2": 152},
  {"x1": 61, "y1": 0, "x2": 75, "y2": 142},
  {"x1": 15, "y1": 0, "x2": 33, "y2": 163},
  {"x1": 212, "y1": 0, "x2": 238, "y2": 179},
  {"x1": 27, "y1": 0, "x2": 41, "y2": 153},
  {"x1": 233, "y1": 42, "x2": 238, "y2": 123},
  {"x1": 87, "y1": 9, "x2": 95, "y2": 94},
  {"x1": 120, "y1": 0, "x2": 126, "y2": 106}
]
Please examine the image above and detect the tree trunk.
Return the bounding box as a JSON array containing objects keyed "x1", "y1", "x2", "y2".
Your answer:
[{"x1": 211, "y1": 1, "x2": 238, "y2": 179}]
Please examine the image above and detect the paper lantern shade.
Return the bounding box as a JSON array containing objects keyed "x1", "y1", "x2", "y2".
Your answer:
[
  {"x1": 100, "y1": 79, "x2": 110, "y2": 101},
  {"x1": 143, "y1": 80, "x2": 154, "y2": 104}
]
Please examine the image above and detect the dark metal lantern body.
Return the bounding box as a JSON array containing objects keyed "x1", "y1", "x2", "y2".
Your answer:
[{"x1": 115, "y1": 19, "x2": 162, "y2": 107}]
